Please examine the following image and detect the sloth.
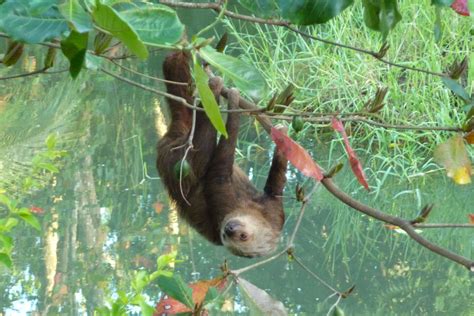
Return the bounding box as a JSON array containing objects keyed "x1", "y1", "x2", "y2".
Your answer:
[{"x1": 156, "y1": 51, "x2": 288, "y2": 257}]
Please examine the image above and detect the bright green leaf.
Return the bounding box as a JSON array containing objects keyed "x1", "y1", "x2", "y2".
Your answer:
[
  {"x1": 0, "y1": 0, "x2": 68, "y2": 43},
  {"x1": 45, "y1": 134, "x2": 57, "y2": 150},
  {"x1": 0, "y1": 218, "x2": 19, "y2": 232},
  {"x1": 157, "y1": 251, "x2": 177, "y2": 271},
  {"x1": 157, "y1": 275, "x2": 194, "y2": 309},
  {"x1": 194, "y1": 60, "x2": 228, "y2": 138},
  {"x1": 114, "y1": 2, "x2": 184, "y2": 47},
  {"x1": 132, "y1": 270, "x2": 150, "y2": 292},
  {"x1": 0, "y1": 194, "x2": 12, "y2": 210},
  {"x1": 0, "y1": 252, "x2": 12, "y2": 269},
  {"x1": 278, "y1": 0, "x2": 354, "y2": 25},
  {"x1": 199, "y1": 46, "x2": 267, "y2": 100},
  {"x1": 0, "y1": 234, "x2": 13, "y2": 251},
  {"x1": 92, "y1": 2, "x2": 148, "y2": 59},
  {"x1": 59, "y1": 0, "x2": 92, "y2": 33},
  {"x1": 17, "y1": 209, "x2": 41, "y2": 231},
  {"x1": 61, "y1": 30, "x2": 89, "y2": 78},
  {"x1": 36, "y1": 162, "x2": 60, "y2": 173}
]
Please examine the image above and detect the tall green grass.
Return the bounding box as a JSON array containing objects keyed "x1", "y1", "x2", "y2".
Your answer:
[{"x1": 226, "y1": 1, "x2": 472, "y2": 180}]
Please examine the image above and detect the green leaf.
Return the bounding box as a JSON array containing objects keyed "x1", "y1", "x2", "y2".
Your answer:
[
  {"x1": 61, "y1": 30, "x2": 89, "y2": 78},
  {"x1": 0, "y1": 252, "x2": 12, "y2": 269},
  {"x1": 157, "y1": 275, "x2": 194, "y2": 309},
  {"x1": 203, "y1": 286, "x2": 219, "y2": 304},
  {"x1": 238, "y1": 0, "x2": 279, "y2": 18},
  {"x1": 362, "y1": 0, "x2": 402, "y2": 40},
  {"x1": 139, "y1": 301, "x2": 154, "y2": 316},
  {"x1": 45, "y1": 134, "x2": 57, "y2": 150},
  {"x1": 132, "y1": 270, "x2": 150, "y2": 292},
  {"x1": 0, "y1": 234, "x2": 13, "y2": 251},
  {"x1": 17, "y1": 208, "x2": 41, "y2": 231},
  {"x1": 114, "y1": 2, "x2": 184, "y2": 47},
  {"x1": 0, "y1": 0, "x2": 68, "y2": 43},
  {"x1": 157, "y1": 251, "x2": 177, "y2": 270},
  {"x1": 59, "y1": 0, "x2": 93, "y2": 33},
  {"x1": 92, "y1": 2, "x2": 148, "y2": 59},
  {"x1": 199, "y1": 46, "x2": 267, "y2": 100},
  {"x1": 36, "y1": 162, "x2": 60, "y2": 173},
  {"x1": 0, "y1": 218, "x2": 19, "y2": 232},
  {"x1": 0, "y1": 194, "x2": 12, "y2": 210},
  {"x1": 278, "y1": 0, "x2": 354, "y2": 25},
  {"x1": 194, "y1": 60, "x2": 228, "y2": 138},
  {"x1": 441, "y1": 77, "x2": 471, "y2": 102}
]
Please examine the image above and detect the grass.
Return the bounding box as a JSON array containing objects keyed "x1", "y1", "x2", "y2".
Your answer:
[{"x1": 225, "y1": 1, "x2": 472, "y2": 181}]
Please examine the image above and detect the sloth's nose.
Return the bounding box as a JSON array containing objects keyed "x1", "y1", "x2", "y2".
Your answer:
[{"x1": 224, "y1": 221, "x2": 240, "y2": 236}]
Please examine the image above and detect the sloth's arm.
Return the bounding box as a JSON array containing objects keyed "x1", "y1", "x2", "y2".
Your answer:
[{"x1": 264, "y1": 147, "x2": 288, "y2": 197}]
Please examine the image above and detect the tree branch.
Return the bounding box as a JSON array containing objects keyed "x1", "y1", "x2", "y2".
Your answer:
[{"x1": 321, "y1": 177, "x2": 474, "y2": 271}]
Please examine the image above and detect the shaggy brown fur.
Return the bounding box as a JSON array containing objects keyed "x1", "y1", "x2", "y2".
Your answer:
[{"x1": 156, "y1": 51, "x2": 288, "y2": 257}]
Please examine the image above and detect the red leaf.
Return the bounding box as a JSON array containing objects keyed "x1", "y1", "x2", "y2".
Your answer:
[
  {"x1": 468, "y1": 214, "x2": 474, "y2": 224},
  {"x1": 451, "y1": 0, "x2": 470, "y2": 16},
  {"x1": 154, "y1": 277, "x2": 227, "y2": 315},
  {"x1": 271, "y1": 127, "x2": 323, "y2": 181},
  {"x1": 30, "y1": 206, "x2": 44, "y2": 214},
  {"x1": 331, "y1": 118, "x2": 370, "y2": 190},
  {"x1": 153, "y1": 202, "x2": 164, "y2": 214},
  {"x1": 464, "y1": 131, "x2": 474, "y2": 144}
]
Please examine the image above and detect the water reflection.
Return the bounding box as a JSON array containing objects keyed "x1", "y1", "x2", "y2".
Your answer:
[{"x1": 0, "y1": 66, "x2": 472, "y2": 315}]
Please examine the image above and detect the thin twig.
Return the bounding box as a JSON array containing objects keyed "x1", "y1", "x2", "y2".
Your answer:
[
  {"x1": 264, "y1": 114, "x2": 463, "y2": 132},
  {"x1": 108, "y1": 59, "x2": 188, "y2": 86},
  {"x1": 100, "y1": 68, "x2": 264, "y2": 113},
  {"x1": 288, "y1": 182, "x2": 320, "y2": 247},
  {"x1": 292, "y1": 255, "x2": 341, "y2": 294},
  {"x1": 413, "y1": 223, "x2": 474, "y2": 229},
  {"x1": 326, "y1": 295, "x2": 342, "y2": 316},
  {"x1": 231, "y1": 248, "x2": 288, "y2": 276},
  {"x1": 195, "y1": 0, "x2": 228, "y2": 38},
  {"x1": 0, "y1": 68, "x2": 67, "y2": 80}
]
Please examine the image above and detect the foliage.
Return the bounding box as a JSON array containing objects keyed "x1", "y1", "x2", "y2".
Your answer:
[
  {"x1": 0, "y1": 134, "x2": 66, "y2": 268},
  {"x1": 95, "y1": 251, "x2": 178, "y2": 316}
]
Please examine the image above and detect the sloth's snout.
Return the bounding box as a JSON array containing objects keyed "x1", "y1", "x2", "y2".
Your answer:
[{"x1": 224, "y1": 220, "x2": 241, "y2": 237}]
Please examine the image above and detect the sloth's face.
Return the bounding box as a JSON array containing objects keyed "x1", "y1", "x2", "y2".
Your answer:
[{"x1": 220, "y1": 213, "x2": 279, "y2": 258}]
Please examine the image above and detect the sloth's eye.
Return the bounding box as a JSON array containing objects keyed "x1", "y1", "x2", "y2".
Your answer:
[{"x1": 239, "y1": 233, "x2": 248, "y2": 241}]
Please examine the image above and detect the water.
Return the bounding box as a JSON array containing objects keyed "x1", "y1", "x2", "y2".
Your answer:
[{"x1": 0, "y1": 60, "x2": 472, "y2": 315}]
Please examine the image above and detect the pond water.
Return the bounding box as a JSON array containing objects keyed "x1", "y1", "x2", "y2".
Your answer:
[{"x1": 0, "y1": 57, "x2": 472, "y2": 315}]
